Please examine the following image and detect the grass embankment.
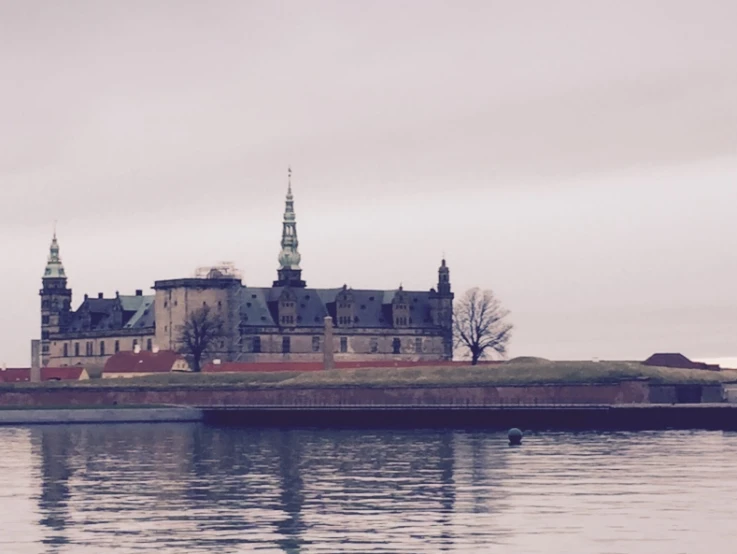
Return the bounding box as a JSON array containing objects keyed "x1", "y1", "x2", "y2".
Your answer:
[{"x1": 3, "y1": 359, "x2": 736, "y2": 390}]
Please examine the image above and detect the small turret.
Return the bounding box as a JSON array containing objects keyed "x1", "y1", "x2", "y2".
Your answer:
[
  {"x1": 438, "y1": 258, "x2": 451, "y2": 296},
  {"x1": 429, "y1": 257, "x2": 454, "y2": 359}
]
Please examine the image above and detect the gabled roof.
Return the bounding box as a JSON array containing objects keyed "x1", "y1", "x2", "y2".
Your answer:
[
  {"x1": 64, "y1": 294, "x2": 155, "y2": 333},
  {"x1": 0, "y1": 367, "x2": 87, "y2": 383},
  {"x1": 119, "y1": 294, "x2": 150, "y2": 313},
  {"x1": 238, "y1": 286, "x2": 435, "y2": 329},
  {"x1": 123, "y1": 296, "x2": 155, "y2": 329},
  {"x1": 103, "y1": 350, "x2": 188, "y2": 374}
]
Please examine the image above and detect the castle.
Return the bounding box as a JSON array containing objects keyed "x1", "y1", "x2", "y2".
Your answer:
[{"x1": 40, "y1": 172, "x2": 454, "y2": 370}]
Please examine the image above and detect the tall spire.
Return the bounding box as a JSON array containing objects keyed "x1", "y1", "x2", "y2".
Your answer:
[
  {"x1": 43, "y1": 228, "x2": 66, "y2": 279},
  {"x1": 274, "y1": 167, "x2": 306, "y2": 287}
]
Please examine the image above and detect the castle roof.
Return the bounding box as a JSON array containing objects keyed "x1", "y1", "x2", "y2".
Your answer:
[
  {"x1": 238, "y1": 286, "x2": 434, "y2": 329},
  {"x1": 65, "y1": 294, "x2": 155, "y2": 333}
]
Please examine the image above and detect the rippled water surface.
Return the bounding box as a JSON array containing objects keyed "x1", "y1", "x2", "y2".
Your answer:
[{"x1": 1, "y1": 424, "x2": 737, "y2": 553}]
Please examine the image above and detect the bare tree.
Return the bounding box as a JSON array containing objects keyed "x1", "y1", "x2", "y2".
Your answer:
[
  {"x1": 453, "y1": 288, "x2": 513, "y2": 365},
  {"x1": 176, "y1": 305, "x2": 227, "y2": 372}
]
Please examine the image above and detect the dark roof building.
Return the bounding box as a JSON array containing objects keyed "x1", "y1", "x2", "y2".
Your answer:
[
  {"x1": 43, "y1": 169, "x2": 456, "y2": 369},
  {"x1": 643, "y1": 353, "x2": 721, "y2": 371}
]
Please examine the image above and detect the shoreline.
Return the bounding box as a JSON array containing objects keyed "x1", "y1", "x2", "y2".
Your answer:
[{"x1": 2, "y1": 404, "x2": 737, "y2": 430}]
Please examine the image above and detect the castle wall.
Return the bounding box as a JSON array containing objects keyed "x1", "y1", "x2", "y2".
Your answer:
[
  {"x1": 236, "y1": 329, "x2": 447, "y2": 362},
  {"x1": 48, "y1": 330, "x2": 155, "y2": 372}
]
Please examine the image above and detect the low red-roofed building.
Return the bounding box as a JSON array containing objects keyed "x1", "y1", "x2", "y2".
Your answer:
[
  {"x1": 102, "y1": 350, "x2": 190, "y2": 378},
  {"x1": 0, "y1": 367, "x2": 89, "y2": 383}
]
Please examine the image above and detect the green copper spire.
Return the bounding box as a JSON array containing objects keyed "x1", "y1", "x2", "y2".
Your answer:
[
  {"x1": 273, "y1": 167, "x2": 306, "y2": 288},
  {"x1": 43, "y1": 228, "x2": 66, "y2": 279},
  {"x1": 278, "y1": 167, "x2": 301, "y2": 270}
]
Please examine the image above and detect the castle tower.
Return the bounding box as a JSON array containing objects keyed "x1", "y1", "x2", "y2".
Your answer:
[
  {"x1": 39, "y1": 231, "x2": 72, "y2": 366},
  {"x1": 430, "y1": 258, "x2": 454, "y2": 359},
  {"x1": 273, "y1": 167, "x2": 306, "y2": 288}
]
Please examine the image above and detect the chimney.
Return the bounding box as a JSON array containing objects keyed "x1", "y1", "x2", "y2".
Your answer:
[
  {"x1": 98, "y1": 292, "x2": 104, "y2": 299},
  {"x1": 135, "y1": 289, "x2": 143, "y2": 296}
]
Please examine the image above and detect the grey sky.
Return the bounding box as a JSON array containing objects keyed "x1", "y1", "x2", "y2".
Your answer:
[{"x1": 1, "y1": 1, "x2": 736, "y2": 366}]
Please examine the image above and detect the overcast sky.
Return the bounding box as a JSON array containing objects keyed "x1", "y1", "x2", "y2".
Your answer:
[{"x1": 1, "y1": 0, "x2": 736, "y2": 366}]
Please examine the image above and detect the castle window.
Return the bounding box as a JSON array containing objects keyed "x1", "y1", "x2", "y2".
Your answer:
[
  {"x1": 100, "y1": 342, "x2": 105, "y2": 356},
  {"x1": 63, "y1": 344, "x2": 68, "y2": 357},
  {"x1": 133, "y1": 339, "x2": 138, "y2": 350},
  {"x1": 415, "y1": 338, "x2": 423, "y2": 353},
  {"x1": 253, "y1": 336, "x2": 262, "y2": 353},
  {"x1": 282, "y1": 336, "x2": 291, "y2": 354},
  {"x1": 41, "y1": 331, "x2": 49, "y2": 340},
  {"x1": 340, "y1": 337, "x2": 348, "y2": 353},
  {"x1": 147, "y1": 338, "x2": 153, "y2": 351},
  {"x1": 74, "y1": 343, "x2": 80, "y2": 357},
  {"x1": 42, "y1": 344, "x2": 49, "y2": 354},
  {"x1": 392, "y1": 338, "x2": 401, "y2": 354},
  {"x1": 164, "y1": 301, "x2": 168, "y2": 308},
  {"x1": 370, "y1": 338, "x2": 378, "y2": 353},
  {"x1": 114, "y1": 340, "x2": 120, "y2": 353},
  {"x1": 42, "y1": 315, "x2": 50, "y2": 325},
  {"x1": 312, "y1": 336, "x2": 320, "y2": 352}
]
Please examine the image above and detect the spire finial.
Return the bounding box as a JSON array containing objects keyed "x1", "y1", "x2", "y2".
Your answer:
[
  {"x1": 287, "y1": 166, "x2": 292, "y2": 195},
  {"x1": 53, "y1": 220, "x2": 57, "y2": 239},
  {"x1": 44, "y1": 226, "x2": 66, "y2": 279}
]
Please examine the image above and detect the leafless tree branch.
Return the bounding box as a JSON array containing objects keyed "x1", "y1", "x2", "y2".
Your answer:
[
  {"x1": 176, "y1": 305, "x2": 226, "y2": 372},
  {"x1": 453, "y1": 287, "x2": 513, "y2": 365}
]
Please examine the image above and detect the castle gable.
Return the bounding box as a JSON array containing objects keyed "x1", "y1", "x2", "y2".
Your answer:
[{"x1": 238, "y1": 286, "x2": 434, "y2": 329}]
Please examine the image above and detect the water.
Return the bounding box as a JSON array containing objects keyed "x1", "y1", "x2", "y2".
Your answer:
[{"x1": 1, "y1": 424, "x2": 736, "y2": 553}]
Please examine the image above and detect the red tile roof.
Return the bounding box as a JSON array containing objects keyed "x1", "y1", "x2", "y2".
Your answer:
[
  {"x1": 0, "y1": 367, "x2": 86, "y2": 383},
  {"x1": 103, "y1": 350, "x2": 187, "y2": 374}
]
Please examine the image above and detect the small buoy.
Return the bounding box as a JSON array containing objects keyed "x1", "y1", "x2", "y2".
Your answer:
[{"x1": 508, "y1": 428, "x2": 523, "y2": 446}]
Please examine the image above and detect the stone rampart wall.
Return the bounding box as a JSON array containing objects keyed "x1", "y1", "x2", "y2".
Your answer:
[{"x1": 0, "y1": 381, "x2": 650, "y2": 408}]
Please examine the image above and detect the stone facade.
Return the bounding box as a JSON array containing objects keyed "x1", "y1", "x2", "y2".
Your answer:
[{"x1": 41, "y1": 172, "x2": 454, "y2": 369}]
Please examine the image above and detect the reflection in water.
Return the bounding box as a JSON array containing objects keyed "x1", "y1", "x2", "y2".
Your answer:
[{"x1": 0, "y1": 425, "x2": 736, "y2": 553}]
